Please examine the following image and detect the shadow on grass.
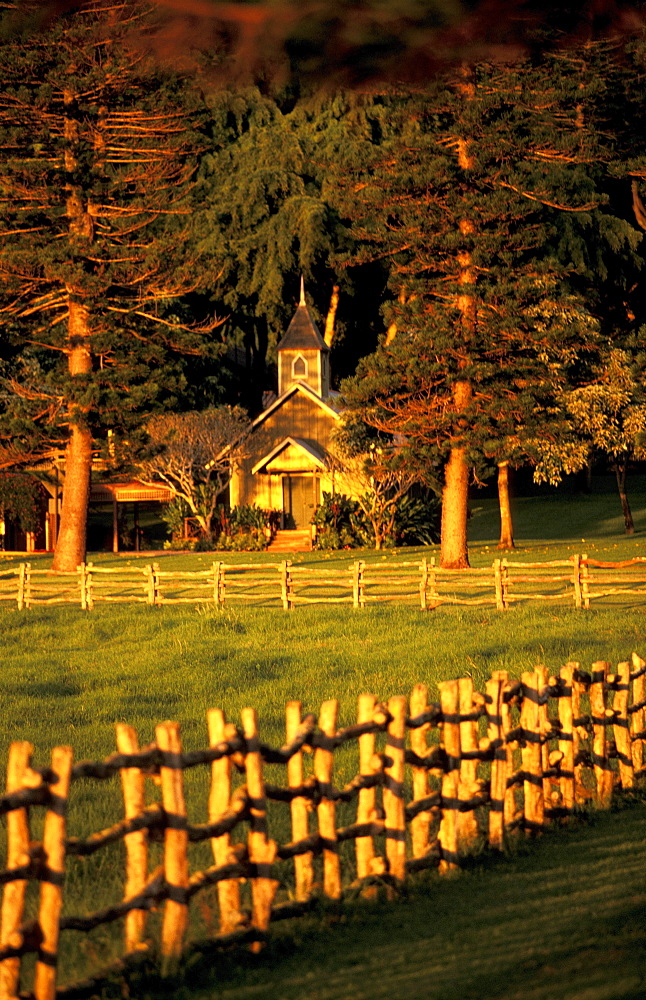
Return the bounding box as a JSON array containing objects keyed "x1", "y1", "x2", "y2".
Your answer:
[{"x1": 88, "y1": 801, "x2": 646, "y2": 1000}]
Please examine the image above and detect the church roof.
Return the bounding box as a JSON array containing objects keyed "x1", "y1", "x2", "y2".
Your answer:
[{"x1": 277, "y1": 297, "x2": 329, "y2": 353}]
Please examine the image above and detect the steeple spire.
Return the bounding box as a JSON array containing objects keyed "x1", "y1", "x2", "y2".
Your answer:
[{"x1": 299, "y1": 275, "x2": 305, "y2": 306}]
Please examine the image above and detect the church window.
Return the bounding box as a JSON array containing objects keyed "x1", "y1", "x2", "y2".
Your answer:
[{"x1": 292, "y1": 354, "x2": 308, "y2": 379}]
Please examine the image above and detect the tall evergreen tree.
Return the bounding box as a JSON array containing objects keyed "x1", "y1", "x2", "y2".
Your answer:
[
  {"x1": 0, "y1": 1, "x2": 219, "y2": 570},
  {"x1": 336, "y1": 52, "x2": 629, "y2": 567}
]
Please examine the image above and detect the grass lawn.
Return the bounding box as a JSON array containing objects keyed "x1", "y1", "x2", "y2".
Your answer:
[{"x1": 0, "y1": 477, "x2": 645, "y2": 995}]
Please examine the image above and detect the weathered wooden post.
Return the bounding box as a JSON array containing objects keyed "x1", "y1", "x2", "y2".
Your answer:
[
  {"x1": 285, "y1": 702, "x2": 313, "y2": 901},
  {"x1": 242, "y1": 708, "x2": 278, "y2": 948},
  {"x1": 409, "y1": 683, "x2": 432, "y2": 859},
  {"x1": 207, "y1": 709, "x2": 242, "y2": 934},
  {"x1": 116, "y1": 724, "x2": 148, "y2": 954},
  {"x1": 630, "y1": 653, "x2": 646, "y2": 771},
  {"x1": 355, "y1": 694, "x2": 377, "y2": 880},
  {"x1": 485, "y1": 676, "x2": 506, "y2": 850},
  {"x1": 520, "y1": 671, "x2": 544, "y2": 834},
  {"x1": 457, "y1": 677, "x2": 480, "y2": 847},
  {"x1": 437, "y1": 680, "x2": 460, "y2": 871},
  {"x1": 557, "y1": 663, "x2": 576, "y2": 813},
  {"x1": 0, "y1": 742, "x2": 34, "y2": 1000},
  {"x1": 612, "y1": 662, "x2": 634, "y2": 790},
  {"x1": 384, "y1": 696, "x2": 407, "y2": 881},
  {"x1": 33, "y1": 746, "x2": 73, "y2": 1000},
  {"x1": 589, "y1": 661, "x2": 613, "y2": 807},
  {"x1": 314, "y1": 700, "x2": 341, "y2": 898},
  {"x1": 156, "y1": 721, "x2": 189, "y2": 972}
]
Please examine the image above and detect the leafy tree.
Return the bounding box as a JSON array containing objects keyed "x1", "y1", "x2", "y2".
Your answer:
[
  {"x1": 0, "y1": 1, "x2": 220, "y2": 570},
  {"x1": 137, "y1": 407, "x2": 250, "y2": 539},
  {"x1": 535, "y1": 347, "x2": 646, "y2": 534},
  {"x1": 331, "y1": 417, "x2": 422, "y2": 550},
  {"x1": 0, "y1": 473, "x2": 39, "y2": 534}
]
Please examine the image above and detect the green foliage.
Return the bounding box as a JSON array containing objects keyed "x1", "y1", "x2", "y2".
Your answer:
[
  {"x1": 394, "y1": 494, "x2": 441, "y2": 546},
  {"x1": 0, "y1": 1, "x2": 220, "y2": 458},
  {"x1": 0, "y1": 473, "x2": 39, "y2": 532},
  {"x1": 312, "y1": 492, "x2": 370, "y2": 549},
  {"x1": 160, "y1": 497, "x2": 192, "y2": 542}
]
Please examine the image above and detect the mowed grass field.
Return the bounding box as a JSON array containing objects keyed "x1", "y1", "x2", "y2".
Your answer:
[{"x1": 0, "y1": 476, "x2": 645, "y2": 996}]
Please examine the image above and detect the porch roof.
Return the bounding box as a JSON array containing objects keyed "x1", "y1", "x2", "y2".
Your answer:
[
  {"x1": 90, "y1": 480, "x2": 173, "y2": 503},
  {"x1": 251, "y1": 437, "x2": 328, "y2": 475}
]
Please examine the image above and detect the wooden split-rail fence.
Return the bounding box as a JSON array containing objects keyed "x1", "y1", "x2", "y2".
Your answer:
[
  {"x1": 1, "y1": 554, "x2": 646, "y2": 611},
  {"x1": 1, "y1": 654, "x2": 645, "y2": 999}
]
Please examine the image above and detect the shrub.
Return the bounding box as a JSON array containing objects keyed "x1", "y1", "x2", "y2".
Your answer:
[
  {"x1": 312, "y1": 493, "x2": 370, "y2": 550},
  {"x1": 394, "y1": 494, "x2": 441, "y2": 546}
]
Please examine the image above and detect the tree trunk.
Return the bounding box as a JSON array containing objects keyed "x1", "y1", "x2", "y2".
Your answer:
[
  {"x1": 439, "y1": 69, "x2": 476, "y2": 571},
  {"x1": 52, "y1": 423, "x2": 92, "y2": 571},
  {"x1": 52, "y1": 300, "x2": 93, "y2": 572},
  {"x1": 614, "y1": 460, "x2": 634, "y2": 534},
  {"x1": 52, "y1": 94, "x2": 95, "y2": 571},
  {"x1": 497, "y1": 461, "x2": 515, "y2": 550},
  {"x1": 440, "y1": 446, "x2": 470, "y2": 568}
]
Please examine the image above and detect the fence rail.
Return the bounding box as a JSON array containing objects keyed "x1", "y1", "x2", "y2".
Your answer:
[
  {"x1": 1, "y1": 653, "x2": 645, "y2": 998},
  {"x1": 1, "y1": 555, "x2": 646, "y2": 610}
]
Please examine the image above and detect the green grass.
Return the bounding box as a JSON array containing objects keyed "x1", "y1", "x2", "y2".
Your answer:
[
  {"x1": 120, "y1": 801, "x2": 646, "y2": 1000},
  {"x1": 1, "y1": 478, "x2": 645, "y2": 995}
]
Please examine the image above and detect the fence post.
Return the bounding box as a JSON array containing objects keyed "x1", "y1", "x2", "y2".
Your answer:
[
  {"x1": 285, "y1": 702, "x2": 313, "y2": 902},
  {"x1": 156, "y1": 721, "x2": 189, "y2": 972},
  {"x1": 428, "y1": 557, "x2": 439, "y2": 609},
  {"x1": 572, "y1": 667, "x2": 587, "y2": 805},
  {"x1": 352, "y1": 561, "x2": 365, "y2": 609},
  {"x1": 589, "y1": 661, "x2": 613, "y2": 807},
  {"x1": 572, "y1": 553, "x2": 582, "y2": 609},
  {"x1": 557, "y1": 663, "x2": 576, "y2": 813},
  {"x1": 212, "y1": 562, "x2": 225, "y2": 606},
  {"x1": 280, "y1": 561, "x2": 293, "y2": 610},
  {"x1": 501, "y1": 559, "x2": 509, "y2": 609},
  {"x1": 17, "y1": 563, "x2": 26, "y2": 611},
  {"x1": 520, "y1": 671, "x2": 544, "y2": 835},
  {"x1": 356, "y1": 694, "x2": 379, "y2": 881},
  {"x1": 535, "y1": 666, "x2": 552, "y2": 818},
  {"x1": 419, "y1": 558, "x2": 428, "y2": 610},
  {"x1": 485, "y1": 676, "x2": 506, "y2": 850},
  {"x1": 0, "y1": 742, "x2": 34, "y2": 1000},
  {"x1": 145, "y1": 565, "x2": 156, "y2": 606},
  {"x1": 33, "y1": 745, "x2": 73, "y2": 1000},
  {"x1": 612, "y1": 662, "x2": 634, "y2": 790},
  {"x1": 241, "y1": 707, "x2": 278, "y2": 949},
  {"x1": 630, "y1": 653, "x2": 646, "y2": 772},
  {"x1": 437, "y1": 680, "x2": 460, "y2": 871},
  {"x1": 493, "y1": 559, "x2": 504, "y2": 611},
  {"x1": 580, "y1": 553, "x2": 591, "y2": 609},
  {"x1": 409, "y1": 683, "x2": 432, "y2": 859},
  {"x1": 85, "y1": 562, "x2": 94, "y2": 611},
  {"x1": 78, "y1": 562, "x2": 87, "y2": 611},
  {"x1": 207, "y1": 709, "x2": 243, "y2": 934},
  {"x1": 314, "y1": 700, "x2": 341, "y2": 899},
  {"x1": 116, "y1": 724, "x2": 148, "y2": 954},
  {"x1": 384, "y1": 696, "x2": 407, "y2": 881},
  {"x1": 457, "y1": 677, "x2": 480, "y2": 847}
]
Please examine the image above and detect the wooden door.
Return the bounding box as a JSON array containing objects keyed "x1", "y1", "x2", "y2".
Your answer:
[{"x1": 282, "y1": 476, "x2": 317, "y2": 529}]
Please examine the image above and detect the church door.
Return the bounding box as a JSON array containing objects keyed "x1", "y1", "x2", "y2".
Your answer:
[{"x1": 282, "y1": 475, "x2": 317, "y2": 529}]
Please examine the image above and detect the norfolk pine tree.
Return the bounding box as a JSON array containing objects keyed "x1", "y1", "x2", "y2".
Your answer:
[
  {"x1": 336, "y1": 55, "x2": 615, "y2": 567},
  {"x1": 0, "y1": 1, "x2": 218, "y2": 570}
]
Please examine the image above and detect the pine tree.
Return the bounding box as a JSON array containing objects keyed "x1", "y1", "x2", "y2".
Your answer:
[
  {"x1": 0, "y1": 1, "x2": 219, "y2": 570},
  {"x1": 336, "y1": 53, "x2": 622, "y2": 567}
]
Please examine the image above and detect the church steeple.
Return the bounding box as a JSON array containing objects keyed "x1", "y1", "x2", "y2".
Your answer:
[{"x1": 277, "y1": 281, "x2": 330, "y2": 398}]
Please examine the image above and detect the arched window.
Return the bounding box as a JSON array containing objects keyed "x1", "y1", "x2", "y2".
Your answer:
[{"x1": 292, "y1": 354, "x2": 308, "y2": 379}]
